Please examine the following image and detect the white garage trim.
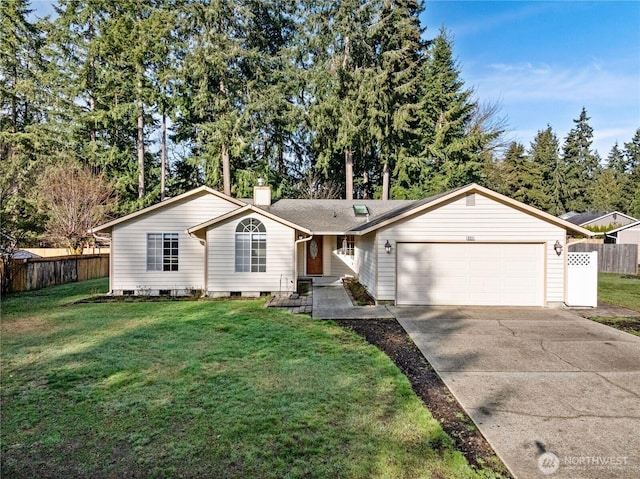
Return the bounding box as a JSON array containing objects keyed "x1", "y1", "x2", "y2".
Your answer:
[{"x1": 396, "y1": 242, "x2": 546, "y2": 306}]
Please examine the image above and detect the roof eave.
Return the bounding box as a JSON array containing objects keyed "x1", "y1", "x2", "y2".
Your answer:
[
  {"x1": 91, "y1": 186, "x2": 246, "y2": 233},
  {"x1": 187, "y1": 204, "x2": 311, "y2": 236},
  {"x1": 348, "y1": 183, "x2": 595, "y2": 237}
]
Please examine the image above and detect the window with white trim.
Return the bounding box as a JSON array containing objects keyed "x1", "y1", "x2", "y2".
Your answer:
[
  {"x1": 337, "y1": 235, "x2": 355, "y2": 256},
  {"x1": 235, "y1": 218, "x2": 266, "y2": 272},
  {"x1": 147, "y1": 233, "x2": 179, "y2": 271}
]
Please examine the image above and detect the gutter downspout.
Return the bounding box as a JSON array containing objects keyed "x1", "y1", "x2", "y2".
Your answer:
[{"x1": 294, "y1": 233, "x2": 313, "y2": 292}]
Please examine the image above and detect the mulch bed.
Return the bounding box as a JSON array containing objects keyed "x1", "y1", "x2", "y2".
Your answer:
[{"x1": 335, "y1": 318, "x2": 511, "y2": 478}]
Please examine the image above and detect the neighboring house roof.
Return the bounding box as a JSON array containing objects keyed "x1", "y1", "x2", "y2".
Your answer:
[
  {"x1": 606, "y1": 219, "x2": 640, "y2": 235},
  {"x1": 90, "y1": 186, "x2": 246, "y2": 233},
  {"x1": 13, "y1": 250, "x2": 41, "y2": 259},
  {"x1": 348, "y1": 183, "x2": 593, "y2": 237},
  {"x1": 562, "y1": 211, "x2": 637, "y2": 226},
  {"x1": 187, "y1": 204, "x2": 312, "y2": 237},
  {"x1": 254, "y1": 199, "x2": 416, "y2": 234}
]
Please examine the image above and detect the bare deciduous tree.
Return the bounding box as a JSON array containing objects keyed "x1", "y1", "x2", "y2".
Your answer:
[
  {"x1": 38, "y1": 162, "x2": 116, "y2": 253},
  {"x1": 295, "y1": 171, "x2": 343, "y2": 199}
]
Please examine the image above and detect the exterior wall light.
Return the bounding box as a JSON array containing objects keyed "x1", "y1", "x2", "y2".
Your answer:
[
  {"x1": 385, "y1": 240, "x2": 392, "y2": 254},
  {"x1": 554, "y1": 240, "x2": 563, "y2": 256}
]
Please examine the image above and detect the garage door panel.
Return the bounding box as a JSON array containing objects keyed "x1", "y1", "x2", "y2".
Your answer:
[{"x1": 397, "y1": 243, "x2": 544, "y2": 306}]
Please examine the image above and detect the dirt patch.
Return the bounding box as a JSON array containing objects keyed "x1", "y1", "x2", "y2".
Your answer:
[
  {"x1": 590, "y1": 317, "x2": 640, "y2": 336},
  {"x1": 335, "y1": 318, "x2": 511, "y2": 478},
  {"x1": 342, "y1": 278, "x2": 375, "y2": 306}
]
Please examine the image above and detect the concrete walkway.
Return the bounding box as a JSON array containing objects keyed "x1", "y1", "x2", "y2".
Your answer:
[{"x1": 311, "y1": 277, "x2": 394, "y2": 319}]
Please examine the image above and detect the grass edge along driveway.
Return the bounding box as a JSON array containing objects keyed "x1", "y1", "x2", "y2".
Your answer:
[
  {"x1": 1, "y1": 279, "x2": 497, "y2": 479},
  {"x1": 591, "y1": 273, "x2": 640, "y2": 337}
]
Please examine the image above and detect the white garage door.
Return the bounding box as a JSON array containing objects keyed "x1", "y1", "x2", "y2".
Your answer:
[{"x1": 397, "y1": 243, "x2": 545, "y2": 306}]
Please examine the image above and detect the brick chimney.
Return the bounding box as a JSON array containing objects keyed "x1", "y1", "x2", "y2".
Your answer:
[{"x1": 253, "y1": 178, "x2": 271, "y2": 206}]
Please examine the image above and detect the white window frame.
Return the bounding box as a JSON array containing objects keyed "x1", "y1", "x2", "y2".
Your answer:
[
  {"x1": 147, "y1": 233, "x2": 179, "y2": 271},
  {"x1": 235, "y1": 218, "x2": 266, "y2": 273}
]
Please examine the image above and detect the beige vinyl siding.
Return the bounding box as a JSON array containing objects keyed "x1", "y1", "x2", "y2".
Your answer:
[
  {"x1": 355, "y1": 232, "x2": 377, "y2": 298},
  {"x1": 111, "y1": 192, "x2": 239, "y2": 293},
  {"x1": 206, "y1": 213, "x2": 295, "y2": 295},
  {"x1": 618, "y1": 228, "x2": 640, "y2": 250},
  {"x1": 376, "y1": 193, "x2": 566, "y2": 304}
]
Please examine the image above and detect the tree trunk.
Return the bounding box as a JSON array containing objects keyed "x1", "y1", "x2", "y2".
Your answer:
[
  {"x1": 161, "y1": 111, "x2": 167, "y2": 201},
  {"x1": 363, "y1": 171, "x2": 369, "y2": 199},
  {"x1": 137, "y1": 91, "x2": 145, "y2": 199},
  {"x1": 382, "y1": 162, "x2": 389, "y2": 200},
  {"x1": 345, "y1": 149, "x2": 353, "y2": 200},
  {"x1": 222, "y1": 142, "x2": 231, "y2": 196},
  {"x1": 219, "y1": 78, "x2": 231, "y2": 196},
  {"x1": 278, "y1": 140, "x2": 284, "y2": 175}
]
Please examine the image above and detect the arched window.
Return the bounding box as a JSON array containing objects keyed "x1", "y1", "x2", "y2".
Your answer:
[{"x1": 235, "y1": 218, "x2": 266, "y2": 272}]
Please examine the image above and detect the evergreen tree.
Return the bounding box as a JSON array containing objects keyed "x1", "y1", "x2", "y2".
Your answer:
[
  {"x1": 417, "y1": 30, "x2": 501, "y2": 195},
  {"x1": 51, "y1": 0, "x2": 160, "y2": 212},
  {"x1": 0, "y1": 0, "x2": 48, "y2": 243},
  {"x1": 623, "y1": 128, "x2": 640, "y2": 216},
  {"x1": 530, "y1": 126, "x2": 563, "y2": 215},
  {"x1": 366, "y1": 0, "x2": 424, "y2": 199},
  {"x1": 498, "y1": 141, "x2": 546, "y2": 209},
  {"x1": 561, "y1": 108, "x2": 598, "y2": 212},
  {"x1": 601, "y1": 142, "x2": 631, "y2": 211},
  {"x1": 307, "y1": 0, "x2": 384, "y2": 199},
  {"x1": 175, "y1": 0, "x2": 251, "y2": 196}
]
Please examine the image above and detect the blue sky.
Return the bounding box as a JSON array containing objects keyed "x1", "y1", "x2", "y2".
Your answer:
[
  {"x1": 30, "y1": 0, "x2": 639, "y2": 158},
  {"x1": 421, "y1": 1, "x2": 640, "y2": 158}
]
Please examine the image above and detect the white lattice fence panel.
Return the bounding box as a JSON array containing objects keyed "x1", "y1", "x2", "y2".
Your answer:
[{"x1": 566, "y1": 252, "x2": 598, "y2": 307}]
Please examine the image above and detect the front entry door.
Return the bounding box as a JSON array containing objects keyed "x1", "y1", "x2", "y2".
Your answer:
[{"x1": 306, "y1": 237, "x2": 323, "y2": 275}]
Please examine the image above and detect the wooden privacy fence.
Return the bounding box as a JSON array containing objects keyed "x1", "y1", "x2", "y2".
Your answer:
[
  {"x1": 568, "y1": 243, "x2": 638, "y2": 274},
  {"x1": 2, "y1": 254, "x2": 109, "y2": 294}
]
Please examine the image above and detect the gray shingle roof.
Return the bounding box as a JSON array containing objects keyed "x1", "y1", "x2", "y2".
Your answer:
[
  {"x1": 255, "y1": 199, "x2": 417, "y2": 233},
  {"x1": 563, "y1": 211, "x2": 611, "y2": 225},
  {"x1": 348, "y1": 187, "x2": 465, "y2": 232}
]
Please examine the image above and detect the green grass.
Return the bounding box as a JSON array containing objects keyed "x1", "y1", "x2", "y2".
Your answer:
[
  {"x1": 1, "y1": 279, "x2": 492, "y2": 478},
  {"x1": 598, "y1": 273, "x2": 640, "y2": 312},
  {"x1": 591, "y1": 273, "x2": 640, "y2": 337}
]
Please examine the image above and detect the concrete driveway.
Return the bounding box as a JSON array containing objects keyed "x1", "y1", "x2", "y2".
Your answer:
[{"x1": 391, "y1": 306, "x2": 640, "y2": 479}]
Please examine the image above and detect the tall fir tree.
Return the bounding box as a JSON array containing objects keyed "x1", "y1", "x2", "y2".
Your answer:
[
  {"x1": 498, "y1": 141, "x2": 546, "y2": 209},
  {"x1": 530, "y1": 126, "x2": 563, "y2": 215},
  {"x1": 0, "y1": 0, "x2": 49, "y2": 243},
  {"x1": 174, "y1": 0, "x2": 251, "y2": 196},
  {"x1": 366, "y1": 0, "x2": 424, "y2": 200},
  {"x1": 598, "y1": 142, "x2": 631, "y2": 211},
  {"x1": 417, "y1": 29, "x2": 500, "y2": 195},
  {"x1": 561, "y1": 108, "x2": 598, "y2": 212},
  {"x1": 624, "y1": 128, "x2": 640, "y2": 217}
]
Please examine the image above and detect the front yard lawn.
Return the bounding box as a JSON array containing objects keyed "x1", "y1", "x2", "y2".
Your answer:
[
  {"x1": 1, "y1": 279, "x2": 489, "y2": 478},
  {"x1": 591, "y1": 273, "x2": 640, "y2": 337},
  {"x1": 598, "y1": 273, "x2": 640, "y2": 312}
]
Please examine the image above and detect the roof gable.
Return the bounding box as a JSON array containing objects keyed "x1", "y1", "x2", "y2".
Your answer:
[
  {"x1": 563, "y1": 211, "x2": 637, "y2": 226},
  {"x1": 91, "y1": 186, "x2": 246, "y2": 233},
  {"x1": 187, "y1": 204, "x2": 311, "y2": 238},
  {"x1": 348, "y1": 183, "x2": 593, "y2": 237}
]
